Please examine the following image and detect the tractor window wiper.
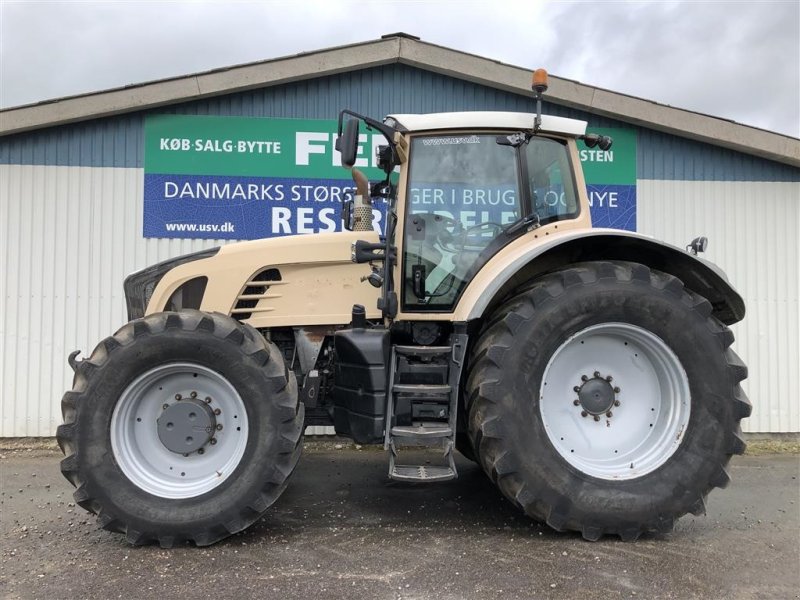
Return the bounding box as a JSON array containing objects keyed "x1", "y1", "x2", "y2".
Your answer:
[
  {"x1": 496, "y1": 132, "x2": 530, "y2": 147},
  {"x1": 503, "y1": 213, "x2": 540, "y2": 235}
]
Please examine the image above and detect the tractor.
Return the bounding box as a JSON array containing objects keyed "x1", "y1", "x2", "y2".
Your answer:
[{"x1": 57, "y1": 70, "x2": 750, "y2": 546}]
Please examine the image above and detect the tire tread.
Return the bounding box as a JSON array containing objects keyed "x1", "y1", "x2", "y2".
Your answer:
[
  {"x1": 56, "y1": 310, "x2": 304, "y2": 547},
  {"x1": 467, "y1": 261, "x2": 750, "y2": 541}
]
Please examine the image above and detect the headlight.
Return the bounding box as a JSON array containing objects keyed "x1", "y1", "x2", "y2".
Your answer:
[{"x1": 123, "y1": 248, "x2": 219, "y2": 320}]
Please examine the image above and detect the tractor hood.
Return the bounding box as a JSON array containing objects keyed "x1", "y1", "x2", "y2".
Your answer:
[{"x1": 129, "y1": 231, "x2": 382, "y2": 328}]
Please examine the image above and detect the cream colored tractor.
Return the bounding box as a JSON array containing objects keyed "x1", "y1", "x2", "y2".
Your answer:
[{"x1": 58, "y1": 71, "x2": 750, "y2": 546}]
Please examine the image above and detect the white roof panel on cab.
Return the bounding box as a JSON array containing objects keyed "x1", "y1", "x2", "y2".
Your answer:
[{"x1": 385, "y1": 112, "x2": 587, "y2": 137}]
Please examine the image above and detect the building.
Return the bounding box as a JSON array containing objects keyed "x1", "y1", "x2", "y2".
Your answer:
[{"x1": 1, "y1": 33, "x2": 798, "y2": 437}]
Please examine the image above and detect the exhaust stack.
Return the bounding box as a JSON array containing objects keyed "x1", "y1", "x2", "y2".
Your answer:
[{"x1": 350, "y1": 168, "x2": 373, "y2": 231}]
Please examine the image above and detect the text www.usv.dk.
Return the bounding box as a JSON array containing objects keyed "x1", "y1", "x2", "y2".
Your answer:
[{"x1": 164, "y1": 222, "x2": 235, "y2": 233}]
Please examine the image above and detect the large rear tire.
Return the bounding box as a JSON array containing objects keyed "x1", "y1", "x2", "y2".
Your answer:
[
  {"x1": 56, "y1": 311, "x2": 304, "y2": 547},
  {"x1": 467, "y1": 261, "x2": 750, "y2": 540}
]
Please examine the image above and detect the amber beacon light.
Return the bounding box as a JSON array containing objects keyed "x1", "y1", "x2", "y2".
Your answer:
[{"x1": 532, "y1": 68, "x2": 549, "y2": 94}]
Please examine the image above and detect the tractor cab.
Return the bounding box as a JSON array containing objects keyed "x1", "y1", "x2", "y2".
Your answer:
[
  {"x1": 393, "y1": 115, "x2": 583, "y2": 311},
  {"x1": 335, "y1": 70, "x2": 603, "y2": 320}
]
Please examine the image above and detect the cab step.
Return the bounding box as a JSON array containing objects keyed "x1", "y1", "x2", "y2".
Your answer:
[
  {"x1": 391, "y1": 424, "x2": 453, "y2": 438},
  {"x1": 392, "y1": 383, "x2": 451, "y2": 395},
  {"x1": 384, "y1": 331, "x2": 467, "y2": 483},
  {"x1": 389, "y1": 464, "x2": 457, "y2": 482},
  {"x1": 394, "y1": 345, "x2": 452, "y2": 357}
]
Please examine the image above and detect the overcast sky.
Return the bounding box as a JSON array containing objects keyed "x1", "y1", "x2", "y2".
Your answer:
[{"x1": 1, "y1": 0, "x2": 798, "y2": 137}]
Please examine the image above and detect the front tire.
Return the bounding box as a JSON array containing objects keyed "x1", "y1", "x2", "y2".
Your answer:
[
  {"x1": 56, "y1": 311, "x2": 304, "y2": 547},
  {"x1": 467, "y1": 261, "x2": 750, "y2": 540}
]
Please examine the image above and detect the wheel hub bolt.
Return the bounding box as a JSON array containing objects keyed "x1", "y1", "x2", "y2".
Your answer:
[
  {"x1": 205, "y1": 397, "x2": 212, "y2": 404},
  {"x1": 197, "y1": 448, "x2": 204, "y2": 455},
  {"x1": 210, "y1": 438, "x2": 217, "y2": 445},
  {"x1": 214, "y1": 408, "x2": 221, "y2": 416},
  {"x1": 162, "y1": 403, "x2": 169, "y2": 410},
  {"x1": 575, "y1": 371, "x2": 619, "y2": 418},
  {"x1": 157, "y1": 398, "x2": 217, "y2": 454},
  {"x1": 190, "y1": 391, "x2": 198, "y2": 399},
  {"x1": 175, "y1": 394, "x2": 182, "y2": 401},
  {"x1": 216, "y1": 424, "x2": 223, "y2": 431}
]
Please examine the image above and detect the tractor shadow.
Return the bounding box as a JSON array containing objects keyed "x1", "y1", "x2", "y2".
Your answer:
[{"x1": 240, "y1": 447, "x2": 584, "y2": 544}]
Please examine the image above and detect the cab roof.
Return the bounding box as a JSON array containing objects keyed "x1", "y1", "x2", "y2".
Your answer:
[{"x1": 385, "y1": 111, "x2": 587, "y2": 137}]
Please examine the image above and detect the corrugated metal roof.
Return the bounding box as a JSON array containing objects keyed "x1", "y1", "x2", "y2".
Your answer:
[
  {"x1": 1, "y1": 34, "x2": 798, "y2": 167},
  {"x1": 1, "y1": 65, "x2": 797, "y2": 182}
]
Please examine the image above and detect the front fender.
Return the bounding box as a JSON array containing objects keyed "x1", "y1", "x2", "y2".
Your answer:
[{"x1": 458, "y1": 229, "x2": 745, "y2": 325}]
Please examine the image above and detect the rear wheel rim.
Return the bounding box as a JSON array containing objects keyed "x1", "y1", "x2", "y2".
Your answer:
[
  {"x1": 539, "y1": 323, "x2": 690, "y2": 480},
  {"x1": 110, "y1": 363, "x2": 249, "y2": 499}
]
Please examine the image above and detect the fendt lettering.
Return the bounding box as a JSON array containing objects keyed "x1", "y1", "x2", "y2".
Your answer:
[{"x1": 295, "y1": 131, "x2": 386, "y2": 168}]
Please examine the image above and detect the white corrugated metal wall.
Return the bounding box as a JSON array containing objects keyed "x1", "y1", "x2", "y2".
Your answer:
[
  {"x1": 638, "y1": 180, "x2": 800, "y2": 433},
  {"x1": 1, "y1": 165, "x2": 798, "y2": 435},
  {"x1": 0, "y1": 165, "x2": 334, "y2": 436}
]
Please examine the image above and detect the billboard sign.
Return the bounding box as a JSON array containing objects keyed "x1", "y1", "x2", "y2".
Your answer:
[
  {"x1": 581, "y1": 127, "x2": 637, "y2": 231},
  {"x1": 143, "y1": 115, "x2": 636, "y2": 238}
]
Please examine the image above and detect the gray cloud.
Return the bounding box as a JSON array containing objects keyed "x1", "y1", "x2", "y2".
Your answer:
[
  {"x1": 1, "y1": 0, "x2": 797, "y2": 137},
  {"x1": 540, "y1": 1, "x2": 799, "y2": 137}
]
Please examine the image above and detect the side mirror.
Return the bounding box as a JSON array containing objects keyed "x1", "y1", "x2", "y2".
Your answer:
[
  {"x1": 581, "y1": 134, "x2": 613, "y2": 150},
  {"x1": 336, "y1": 119, "x2": 360, "y2": 168}
]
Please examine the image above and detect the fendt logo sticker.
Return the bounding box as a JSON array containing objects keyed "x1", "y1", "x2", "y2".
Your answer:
[{"x1": 143, "y1": 115, "x2": 636, "y2": 239}]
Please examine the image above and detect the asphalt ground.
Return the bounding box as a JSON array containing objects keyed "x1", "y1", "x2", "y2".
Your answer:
[{"x1": 1, "y1": 443, "x2": 798, "y2": 600}]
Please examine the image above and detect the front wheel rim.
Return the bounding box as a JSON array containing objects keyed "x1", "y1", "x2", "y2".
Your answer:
[
  {"x1": 539, "y1": 323, "x2": 691, "y2": 480},
  {"x1": 110, "y1": 363, "x2": 249, "y2": 499}
]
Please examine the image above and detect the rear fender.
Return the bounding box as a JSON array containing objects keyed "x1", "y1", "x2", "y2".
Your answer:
[{"x1": 463, "y1": 229, "x2": 745, "y2": 325}]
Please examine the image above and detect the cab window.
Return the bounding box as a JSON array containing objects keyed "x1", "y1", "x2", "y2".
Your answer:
[{"x1": 403, "y1": 134, "x2": 520, "y2": 310}]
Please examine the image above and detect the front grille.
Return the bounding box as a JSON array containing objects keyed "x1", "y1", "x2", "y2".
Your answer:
[{"x1": 231, "y1": 268, "x2": 282, "y2": 321}]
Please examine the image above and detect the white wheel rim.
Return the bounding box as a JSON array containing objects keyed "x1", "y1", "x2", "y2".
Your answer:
[
  {"x1": 539, "y1": 323, "x2": 690, "y2": 480},
  {"x1": 110, "y1": 363, "x2": 249, "y2": 499}
]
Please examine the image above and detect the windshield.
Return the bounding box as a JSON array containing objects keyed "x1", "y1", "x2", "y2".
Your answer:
[{"x1": 402, "y1": 133, "x2": 579, "y2": 311}]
